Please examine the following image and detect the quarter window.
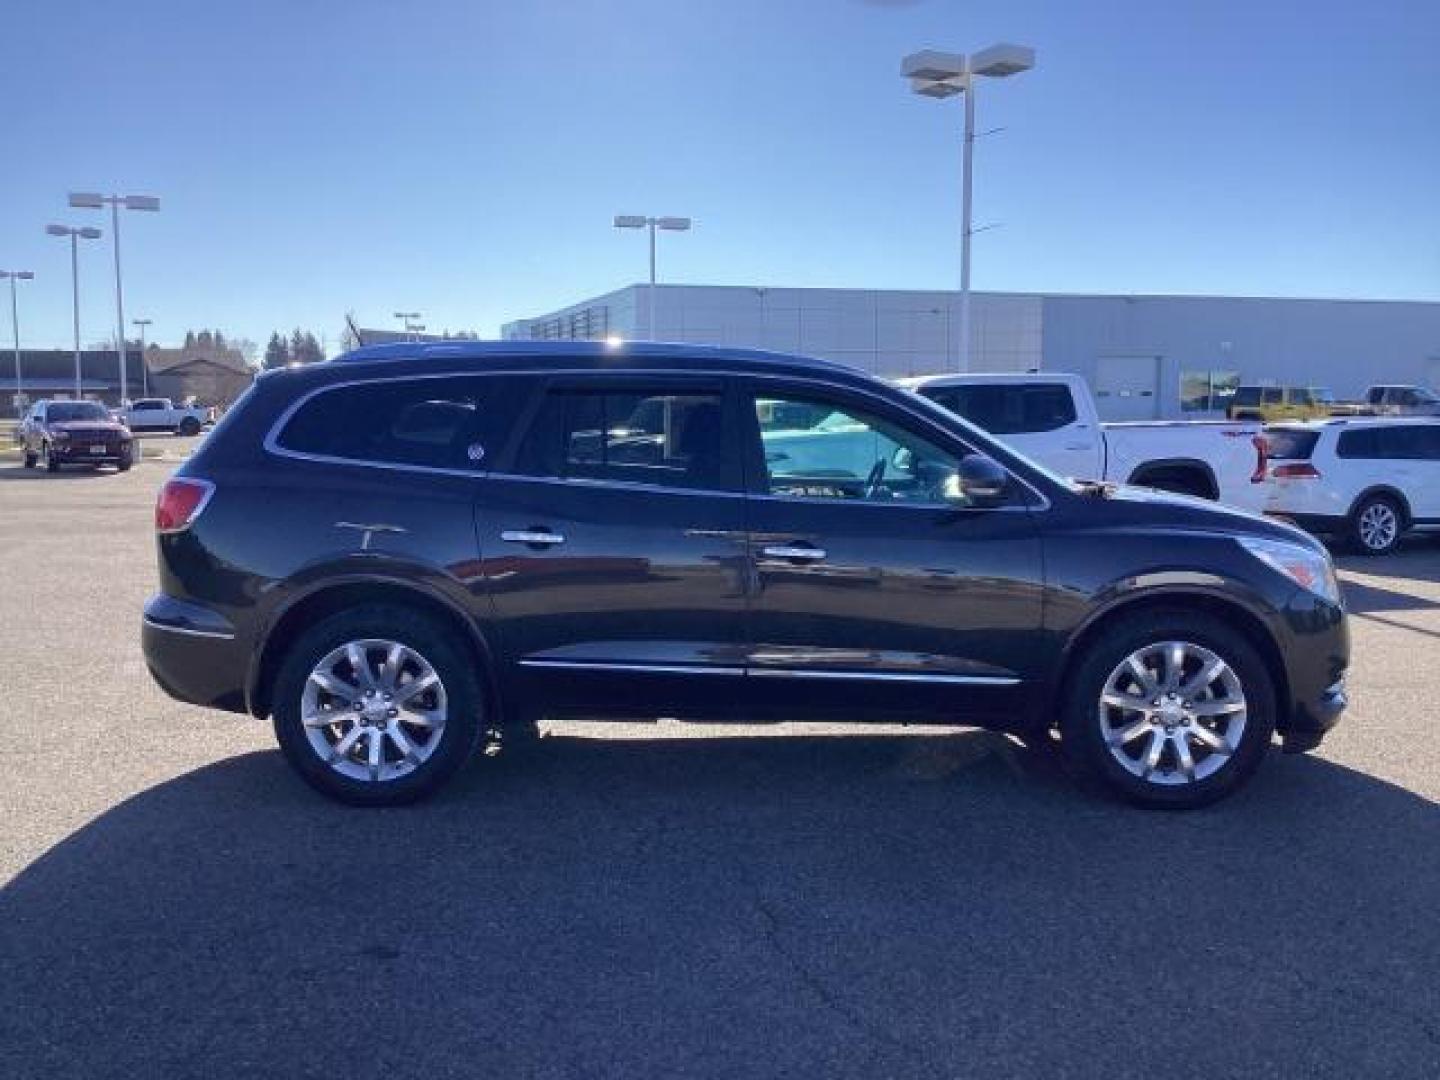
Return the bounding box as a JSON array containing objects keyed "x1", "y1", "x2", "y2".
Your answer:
[
  {"x1": 276, "y1": 377, "x2": 498, "y2": 469},
  {"x1": 514, "y1": 388, "x2": 735, "y2": 492},
  {"x1": 754, "y1": 394, "x2": 972, "y2": 504}
]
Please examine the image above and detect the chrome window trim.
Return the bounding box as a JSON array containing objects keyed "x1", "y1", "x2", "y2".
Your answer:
[
  {"x1": 485, "y1": 471, "x2": 747, "y2": 500},
  {"x1": 259, "y1": 365, "x2": 1055, "y2": 509},
  {"x1": 142, "y1": 615, "x2": 236, "y2": 641}
]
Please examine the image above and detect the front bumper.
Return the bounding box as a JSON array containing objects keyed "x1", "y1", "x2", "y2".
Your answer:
[
  {"x1": 52, "y1": 441, "x2": 131, "y2": 464},
  {"x1": 142, "y1": 594, "x2": 249, "y2": 714},
  {"x1": 1275, "y1": 590, "x2": 1350, "y2": 752}
]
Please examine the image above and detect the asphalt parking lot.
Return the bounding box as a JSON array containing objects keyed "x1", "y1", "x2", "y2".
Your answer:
[{"x1": 1, "y1": 446, "x2": 1437, "y2": 1080}]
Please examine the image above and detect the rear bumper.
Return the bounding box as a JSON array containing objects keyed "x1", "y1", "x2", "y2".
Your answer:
[{"x1": 142, "y1": 594, "x2": 249, "y2": 714}]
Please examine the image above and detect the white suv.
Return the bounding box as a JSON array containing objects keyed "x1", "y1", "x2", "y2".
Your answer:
[{"x1": 1260, "y1": 418, "x2": 1440, "y2": 555}]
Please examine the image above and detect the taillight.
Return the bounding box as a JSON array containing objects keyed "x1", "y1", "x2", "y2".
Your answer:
[
  {"x1": 1250, "y1": 435, "x2": 1268, "y2": 483},
  {"x1": 1271, "y1": 462, "x2": 1321, "y2": 479},
  {"x1": 155, "y1": 478, "x2": 215, "y2": 533}
]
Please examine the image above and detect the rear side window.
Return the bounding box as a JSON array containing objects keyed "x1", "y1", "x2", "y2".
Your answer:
[
  {"x1": 1336, "y1": 426, "x2": 1440, "y2": 460},
  {"x1": 1261, "y1": 387, "x2": 1283, "y2": 404},
  {"x1": 276, "y1": 377, "x2": 501, "y2": 469},
  {"x1": 1264, "y1": 429, "x2": 1319, "y2": 460},
  {"x1": 923, "y1": 384, "x2": 1077, "y2": 435},
  {"x1": 513, "y1": 387, "x2": 737, "y2": 492},
  {"x1": 1233, "y1": 387, "x2": 1261, "y2": 406}
]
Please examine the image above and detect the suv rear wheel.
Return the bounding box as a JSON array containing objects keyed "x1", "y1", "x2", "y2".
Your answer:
[
  {"x1": 272, "y1": 605, "x2": 483, "y2": 805},
  {"x1": 1349, "y1": 493, "x2": 1402, "y2": 556},
  {"x1": 1060, "y1": 611, "x2": 1275, "y2": 809},
  {"x1": 177, "y1": 416, "x2": 201, "y2": 436}
]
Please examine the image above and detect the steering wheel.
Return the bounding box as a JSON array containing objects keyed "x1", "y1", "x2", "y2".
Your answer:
[{"x1": 862, "y1": 458, "x2": 889, "y2": 500}]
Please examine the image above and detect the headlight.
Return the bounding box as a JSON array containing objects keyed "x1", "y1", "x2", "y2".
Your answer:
[
  {"x1": 51, "y1": 430, "x2": 70, "y2": 441},
  {"x1": 1238, "y1": 536, "x2": 1341, "y2": 605}
]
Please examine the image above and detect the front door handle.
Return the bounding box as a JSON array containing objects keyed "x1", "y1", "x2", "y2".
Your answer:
[
  {"x1": 501, "y1": 529, "x2": 566, "y2": 547},
  {"x1": 760, "y1": 544, "x2": 827, "y2": 562}
]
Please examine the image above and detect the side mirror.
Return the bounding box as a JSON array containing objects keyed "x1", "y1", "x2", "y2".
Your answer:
[{"x1": 955, "y1": 453, "x2": 1011, "y2": 508}]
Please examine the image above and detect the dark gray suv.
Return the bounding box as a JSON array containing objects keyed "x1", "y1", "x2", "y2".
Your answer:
[{"x1": 142, "y1": 341, "x2": 1349, "y2": 808}]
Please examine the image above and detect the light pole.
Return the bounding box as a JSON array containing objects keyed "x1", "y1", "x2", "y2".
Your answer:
[
  {"x1": 613, "y1": 215, "x2": 691, "y2": 341},
  {"x1": 46, "y1": 225, "x2": 103, "y2": 399},
  {"x1": 132, "y1": 318, "x2": 152, "y2": 396},
  {"x1": 393, "y1": 311, "x2": 422, "y2": 342},
  {"x1": 1, "y1": 270, "x2": 34, "y2": 416},
  {"x1": 903, "y1": 44, "x2": 1034, "y2": 371},
  {"x1": 68, "y1": 192, "x2": 161, "y2": 406}
]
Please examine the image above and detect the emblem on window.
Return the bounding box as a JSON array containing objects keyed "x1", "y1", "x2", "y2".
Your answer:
[{"x1": 467, "y1": 442, "x2": 486, "y2": 462}]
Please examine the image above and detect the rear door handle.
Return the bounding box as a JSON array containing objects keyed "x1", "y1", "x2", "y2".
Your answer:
[
  {"x1": 760, "y1": 544, "x2": 827, "y2": 562},
  {"x1": 501, "y1": 529, "x2": 566, "y2": 547}
]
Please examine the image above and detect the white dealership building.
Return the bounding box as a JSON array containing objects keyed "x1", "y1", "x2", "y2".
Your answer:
[{"x1": 502, "y1": 285, "x2": 1440, "y2": 421}]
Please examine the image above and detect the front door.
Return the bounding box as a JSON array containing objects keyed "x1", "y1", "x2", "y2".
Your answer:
[
  {"x1": 738, "y1": 380, "x2": 1045, "y2": 724},
  {"x1": 481, "y1": 375, "x2": 751, "y2": 716}
]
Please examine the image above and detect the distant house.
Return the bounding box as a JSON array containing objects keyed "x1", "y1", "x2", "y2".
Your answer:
[{"x1": 145, "y1": 346, "x2": 254, "y2": 409}]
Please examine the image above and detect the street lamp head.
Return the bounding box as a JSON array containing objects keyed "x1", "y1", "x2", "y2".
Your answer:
[
  {"x1": 78, "y1": 227, "x2": 103, "y2": 240},
  {"x1": 123, "y1": 195, "x2": 160, "y2": 211},
  {"x1": 46, "y1": 224, "x2": 71, "y2": 236},
  {"x1": 133, "y1": 318, "x2": 151, "y2": 326},
  {"x1": 655, "y1": 217, "x2": 691, "y2": 231},
  {"x1": 902, "y1": 50, "x2": 967, "y2": 81},
  {"x1": 613, "y1": 215, "x2": 647, "y2": 229},
  {"x1": 68, "y1": 192, "x2": 106, "y2": 209},
  {"x1": 968, "y1": 43, "x2": 1035, "y2": 78},
  {"x1": 1, "y1": 270, "x2": 35, "y2": 280},
  {"x1": 910, "y1": 77, "x2": 964, "y2": 98}
]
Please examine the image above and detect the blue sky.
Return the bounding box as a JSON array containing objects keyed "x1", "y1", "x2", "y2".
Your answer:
[{"x1": 2, "y1": 0, "x2": 1437, "y2": 352}]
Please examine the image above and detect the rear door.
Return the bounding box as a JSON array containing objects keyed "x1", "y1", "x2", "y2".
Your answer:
[
  {"x1": 739, "y1": 378, "x2": 1044, "y2": 723},
  {"x1": 480, "y1": 374, "x2": 751, "y2": 716}
]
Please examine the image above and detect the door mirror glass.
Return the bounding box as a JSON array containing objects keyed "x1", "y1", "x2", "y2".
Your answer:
[{"x1": 953, "y1": 454, "x2": 1011, "y2": 508}]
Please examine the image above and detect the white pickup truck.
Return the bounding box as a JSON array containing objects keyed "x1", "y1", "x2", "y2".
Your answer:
[
  {"x1": 119, "y1": 398, "x2": 212, "y2": 435},
  {"x1": 901, "y1": 373, "x2": 1265, "y2": 508}
]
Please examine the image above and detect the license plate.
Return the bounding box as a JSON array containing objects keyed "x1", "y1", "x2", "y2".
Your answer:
[{"x1": 90, "y1": 445, "x2": 107, "y2": 454}]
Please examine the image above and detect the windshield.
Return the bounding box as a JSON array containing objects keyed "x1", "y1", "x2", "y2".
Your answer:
[{"x1": 47, "y1": 402, "x2": 109, "y2": 422}]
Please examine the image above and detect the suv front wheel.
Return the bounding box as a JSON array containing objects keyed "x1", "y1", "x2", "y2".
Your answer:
[
  {"x1": 1060, "y1": 611, "x2": 1275, "y2": 809},
  {"x1": 272, "y1": 605, "x2": 483, "y2": 805}
]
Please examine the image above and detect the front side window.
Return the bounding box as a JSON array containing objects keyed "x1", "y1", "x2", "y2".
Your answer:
[
  {"x1": 276, "y1": 377, "x2": 497, "y2": 469},
  {"x1": 1261, "y1": 387, "x2": 1284, "y2": 405},
  {"x1": 514, "y1": 387, "x2": 735, "y2": 492},
  {"x1": 922, "y1": 384, "x2": 1077, "y2": 435},
  {"x1": 754, "y1": 393, "x2": 973, "y2": 505}
]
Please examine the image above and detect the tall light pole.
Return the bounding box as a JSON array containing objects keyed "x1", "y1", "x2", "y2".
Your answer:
[
  {"x1": 903, "y1": 44, "x2": 1034, "y2": 371},
  {"x1": 68, "y1": 192, "x2": 161, "y2": 406},
  {"x1": 1, "y1": 270, "x2": 34, "y2": 416},
  {"x1": 132, "y1": 318, "x2": 152, "y2": 396},
  {"x1": 613, "y1": 215, "x2": 691, "y2": 341},
  {"x1": 46, "y1": 225, "x2": 103, "y2": 399},
  {"x1": 393, "y1": 312, "x2": 423, "y2": 342}
]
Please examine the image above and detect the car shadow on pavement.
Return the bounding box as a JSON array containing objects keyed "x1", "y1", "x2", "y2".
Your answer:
[
  {"x1": 1340, "y1": 578, "x2": 1440, "y2": 614},
  {"x1": 2, "y1": 733, "x2": 1436, "y2": 1080},
  {"x1": 0, "y1": 465, "x2": 128, "y2": 481}
]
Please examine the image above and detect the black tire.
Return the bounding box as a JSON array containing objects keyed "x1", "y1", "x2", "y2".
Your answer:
[
  {"x1": 177, "y1": 417, "x2": 201, "y2": 436},
  {"x1": 22, "y1": 449, "x2": 36, "y2": 468},
  {"x1": 43, "y1": 443, "x2": 59, "y2": 473},
  {"x1": 117, "y1": 457, "x2": 132, "y2": 472},
  {"x1": 1348, "y1": 493, "x2": 1403, "y2": 556},
  {"x1": 272, "y1": 604, "x2": 484, "y2": 806},
  {"x1": 1059, "y1": 610, "x2": 1276, "y2": 810}
]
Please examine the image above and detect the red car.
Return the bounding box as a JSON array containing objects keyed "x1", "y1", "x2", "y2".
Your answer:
[{"x1": 19, "y1": 399, "x2": 134, "y2": 472}]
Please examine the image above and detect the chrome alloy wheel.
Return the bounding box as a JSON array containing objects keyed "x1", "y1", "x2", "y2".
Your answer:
[
  {"x1": 301, "y1": 639, "x2": 448, "y2": 782},
  {"x1": 1358, "y1": 502, "x2": 1399, "y2": 552},
  {"x1": 1097, "y1": 640, "x2": 1247, "y2": 786}
]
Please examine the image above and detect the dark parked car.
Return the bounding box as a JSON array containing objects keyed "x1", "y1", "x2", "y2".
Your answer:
[
  {"x1": 142, "y1": 341, "x2": 1349, "y2": 809},
  {"x1": 20, "y1": 399, "x2": 133, "y2": 472}
]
